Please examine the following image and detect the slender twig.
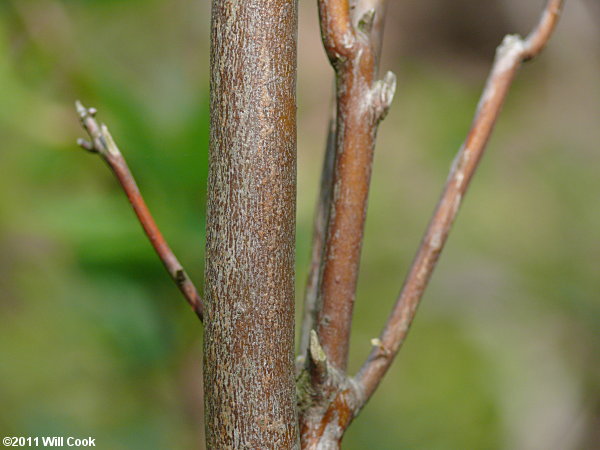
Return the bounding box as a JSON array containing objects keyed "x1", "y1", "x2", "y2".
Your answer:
[
  {"x1": 298, "y1": 0, "x2": 392, "y2": 447},
  {"x1": 299, "y1": 94, "x2": 337, "y2": 359},
  {"x1": 300, "y1": 0, "x2": 389, "y2": 362},
  {"x1": 317, "y1": 0, "x2": 354, "y2": 63},
  {"x1": 314, "y1": 0, "x2": 395, "y2": 372},
  {"x1": 75, "y1": 101, "x2": 204, "y2": 321},
  {"x1": 298, "y1": 2, "x2": 565, "y2": 445},
  {"x1": 356, "y1": 0, "x2": 564, "y2": 406}
]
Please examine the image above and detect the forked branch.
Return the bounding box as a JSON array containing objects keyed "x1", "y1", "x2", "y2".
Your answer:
[
  {"x1": 313, "y1": 0, "x2": 395, "y2": 373},
  {"x1": 317, "y1": 0, "x2": 354, "y2": 62},
  {"x1": 356, "y1": 0, "x2": 565, "y2": 405},
  {"x1": 298, "y1": 0, "x2": 393, "y2": 447},
  {"x1": 300, "y1": 0, "x2": 390, "y2": 360},
  {"x1": 75, "y1": 102, "x2": 204, "y2": 321},
  {"x1": 298, "y1": 1, "x2": 564, "y2": 446}
]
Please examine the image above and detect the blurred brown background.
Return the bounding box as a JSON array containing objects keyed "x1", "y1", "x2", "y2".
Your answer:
[{"x1": 1, "y1": 1, "x2": 598, "y2": 448}]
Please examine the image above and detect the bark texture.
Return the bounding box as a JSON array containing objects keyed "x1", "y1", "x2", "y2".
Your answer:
[
  {"x1": 204, "y1": 0, "x2": 299, "y2": 448},
  {"x1": 314, "y1": 0, "x2": 395, "y2": 373}
]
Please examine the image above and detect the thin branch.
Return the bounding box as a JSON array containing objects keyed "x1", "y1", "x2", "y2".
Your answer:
[
  {"x1": 318, "y1": 0, "x2": 354, "y2": 62},
  {"x1": 75, "y1": 101, "x2": 204, "y2": 322},
  {"x1": 315, "y1": 0, "x2": 395, "y2": 372},
  {"x1": 299, "y1": 0, "x2": 392, "y2": 446},
  {"x1": 356, "y1": 0, "x2": 564, "y2": 406},
  {"x1": 522, "y1": 0, "x2": 564, "y2": 60},
  {"x1": 300, "y1": 0, "x2": 389, "y2": 360},
  {"x1": 299, "y1": 93, "x2": 336, "y2": 359}
]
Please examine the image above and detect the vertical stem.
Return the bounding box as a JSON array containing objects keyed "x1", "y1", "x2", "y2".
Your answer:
[
  {"x1": 204, "y1": 0, "x2": 299, "y2": 448},
  {"x1": 299, "y1": 93, "x2": 336, "y2": 358},
  {"x1": 316, "y1": 50, "x2": 379, "y2": 371},
  {"x1": 313, "y1": 0, "x2": 393, "y2": 372},
  {"x1": 311, "y1": 0, "x2": 394, "y2": 374}
]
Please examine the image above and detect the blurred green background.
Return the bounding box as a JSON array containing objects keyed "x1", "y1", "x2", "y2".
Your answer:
[{"x1": 0, "y1": 1, "x2": 598, "y2": 448}]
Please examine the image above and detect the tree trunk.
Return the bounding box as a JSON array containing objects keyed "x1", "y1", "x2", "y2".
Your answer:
[{"x1": 204, "y1": 0, "x2": 299, "y2": 448}]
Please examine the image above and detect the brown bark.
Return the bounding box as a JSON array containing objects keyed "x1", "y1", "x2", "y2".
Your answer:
[
  {"x1": 204, "y1": 0, "x2": 299, "y2": 448},
  {"x1": 299, "y1": 0, "x2": 389, "y2": 365},
  {"x1": 315, "y1": 0, "x2": 395, "y2": 372},
  {"x1": 74, "y1": 1, "x2": 565, "y2": 448},
  {"x1": 297, "y1": 1, "x2": 564, "y2": 448},
  {"x1": 298, "y1": 2, "x2": 393, "y2": 448}
]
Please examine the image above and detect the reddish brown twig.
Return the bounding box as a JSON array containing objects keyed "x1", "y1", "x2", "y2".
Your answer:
[
  {"x1": 75, "y1": 101, "x2": 204, "y2": 321},
  {"x1": 299, "y1": 0, "x2": 392, "y2": 447},
  {"x1": 299, "y1": 95, "x2": 336, "y2": 359},
  {"x1": 300, "y1": 0, "x2": 389, "y2": 362},
  {"x1": 356, "y1": 0, "x2": 564, "y2": 406},
  {"x1": 315, "y1": 0, "x2": 395, "y2": 372},
  {"x1": 298, "y1": 2, "x2": 565, "y2": 446}
]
